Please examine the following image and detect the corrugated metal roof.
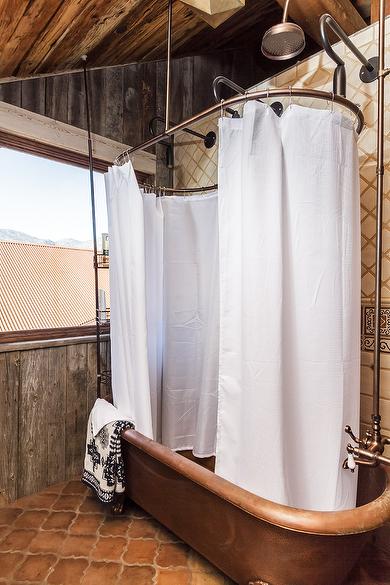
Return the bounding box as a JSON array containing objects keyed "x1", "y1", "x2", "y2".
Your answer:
[{"x1": 0, "y1": 241, "x2": 110, "y2": 332}]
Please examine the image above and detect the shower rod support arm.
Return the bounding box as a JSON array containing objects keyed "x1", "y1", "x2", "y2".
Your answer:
[
  {"x1": 212, "y1": 75, "x2": 284, "y2": 118},
  {"x1": 320, "y1": 14, "x2": 378, "y2": 96},
  {"x1": 149, "y1": 115, "x2": 216, "y2": 148},
  {"x1": 212, "y1": 75, "x2": 246, "y2": 117}
]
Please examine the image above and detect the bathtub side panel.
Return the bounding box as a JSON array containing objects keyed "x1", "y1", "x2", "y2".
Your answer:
[{"x1": 122, "y1": 441, "x2": 369, "y2": 585}]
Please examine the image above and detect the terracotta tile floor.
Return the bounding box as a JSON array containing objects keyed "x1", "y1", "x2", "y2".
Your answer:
[
  {"x1": 0, "y1": 479, "x2": 388, "y2": 585},
  {"x1": 0, "y1": 480, "x2": 233, "y2": 585}
]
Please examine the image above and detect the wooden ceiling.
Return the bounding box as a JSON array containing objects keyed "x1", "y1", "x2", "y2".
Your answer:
[{"x1": 0, "y1": 0, "x2": 370, "y2": 79}]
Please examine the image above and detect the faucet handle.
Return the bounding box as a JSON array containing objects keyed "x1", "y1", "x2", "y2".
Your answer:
[{"x1": 345, "y1": 425, "x2": 362, "y2": 445}]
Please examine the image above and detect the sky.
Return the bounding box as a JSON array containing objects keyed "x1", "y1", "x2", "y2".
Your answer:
[{"x1": 0, "y1": 147, "x2": 108, "y2": 242}]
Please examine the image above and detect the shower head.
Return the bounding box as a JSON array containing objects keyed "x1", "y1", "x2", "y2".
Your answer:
[
  {"x1": 261, "y1": 0, "x2": 305, "y2": 61},
  {"x1": 261, "y1": 22, "x2": 305, "y2": 60}
]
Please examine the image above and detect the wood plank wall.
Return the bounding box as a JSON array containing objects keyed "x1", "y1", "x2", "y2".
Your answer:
[
  {"x1": 0, "y1": 338, "x2": 110, "y2": 505},
  {"x1": 0, "y1": 50, "x2": 264, "y2": 183}
]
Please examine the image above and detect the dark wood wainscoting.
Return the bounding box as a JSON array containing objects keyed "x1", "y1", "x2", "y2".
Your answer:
[{"x1": 0, "y1": 336, "x2": 110, "y2": 505}]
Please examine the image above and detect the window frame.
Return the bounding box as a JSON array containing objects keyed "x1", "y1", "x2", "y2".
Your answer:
[{"x1": 0, "y1": 100, "x2": 155, "y2": 344}]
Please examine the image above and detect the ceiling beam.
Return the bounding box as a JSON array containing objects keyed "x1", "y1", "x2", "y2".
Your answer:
[{"x1": 274, "y1": 0, "x2": 366, "y2": 45}]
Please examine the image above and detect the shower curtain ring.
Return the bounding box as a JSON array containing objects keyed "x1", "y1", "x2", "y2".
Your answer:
[
  {"x1": 266, "y1": 87, "x2": 270, "y2": 100},
  {"x1": 331, "y1": 91, "x2": 335, "y2": 113},
  {"x1": 288, "y1": 85, "x2": 292, "y2": 107}
]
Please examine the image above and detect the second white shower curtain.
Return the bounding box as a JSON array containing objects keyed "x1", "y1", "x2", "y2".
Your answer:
[
  {"x1": 106, "y1": 163, "x2": 219, "y2": 455},
  {"x1": 216, "y1": 102, "x2": 361, "y2": 510}
]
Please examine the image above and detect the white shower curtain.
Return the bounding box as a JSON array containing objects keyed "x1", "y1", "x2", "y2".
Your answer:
[
  {"x1": 162, "y1": 194, "x2": 219, "y2": 456},
  {"x1": 105, "y1": 162, "x2": 158, "y2": 439},
  {"x1": 216, "y1": 102, "x2": 361, "y2": 511},
  {"x1": 106, "y1": 163, "x2": 218, "y2": 454}
]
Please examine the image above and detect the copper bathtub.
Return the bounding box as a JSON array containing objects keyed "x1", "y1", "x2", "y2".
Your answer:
[{"x1": 122, "y1": 429, "x2": 390, "y2": 585}]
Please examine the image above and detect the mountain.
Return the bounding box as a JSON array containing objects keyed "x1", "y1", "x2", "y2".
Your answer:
[
  {"x1": 56, "y1": 238, "x2": 94, "y2": 249},
  {"x1": 0, "y1": 229, "x2": 94, "y2": 249}
]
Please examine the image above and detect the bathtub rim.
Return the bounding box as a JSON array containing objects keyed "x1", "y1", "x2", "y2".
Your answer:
[{"x1": 122, "y1": 428, "x2": 390, "y2": 537}]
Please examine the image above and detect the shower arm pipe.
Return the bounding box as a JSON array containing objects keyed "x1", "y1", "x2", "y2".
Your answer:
[
  {"x1": 149, "y1": 115, "x2": 212, "y2": 141},
  {"x1": 113, "y1": 87, "x2": 364, "y2": 165},
  {"x1": 320, "y1": 14, "x2": 376, "y2": 97},
  {"x1": 282, "y1": 0, "x2": 291, "y2": 22},
  {"x1": 82, "y1": 56, "x2": 101, "y2": 399}
]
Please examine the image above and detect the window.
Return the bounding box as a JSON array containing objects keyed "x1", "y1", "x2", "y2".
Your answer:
[{"x1": 0, "y1": 147, "x2": 109, "y2": 341}]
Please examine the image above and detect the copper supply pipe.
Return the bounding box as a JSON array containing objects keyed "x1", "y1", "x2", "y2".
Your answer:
[
  {"x1": 343, "y1": 0, "x2": 390, "y2": 468},
  {"x1": 373, "y1": 0, "x2": 387, "y2": 425},
  {"x1": 114, "y1": 88, "x2": 364, "y2": 165},
  {"x1": 82, "y1": 56, "x2": 101, "y2": 399},
  {"x1": 165, "y1": 0, "x2": 173, "y2": 133}
]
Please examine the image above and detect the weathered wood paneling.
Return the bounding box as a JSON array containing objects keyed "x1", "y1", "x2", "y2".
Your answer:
[
  {"x1": 65, "y1": 343, "x2": 88, "y2": 480},
  {"x1": 18, "y1": 348, "x2": 49, "y2": 498},
  {"x1": 0, "y1": 352, "x2": 19, "y2": 505},
  {"x1": 0, "y1": 50, "x2": 265, "y2": 153},
  {"x1": 0, "y1": 339, "x2": 110, "y2": 504},
  {"x1": 46, "y1": 346, "x2": 67, "y2": 486}
]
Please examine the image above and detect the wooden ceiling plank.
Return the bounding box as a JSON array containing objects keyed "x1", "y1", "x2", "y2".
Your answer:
[
  {"x1": 18, "y1": 0, "x2": 145, "y2": 75},
  {"x1": 0, "y1": 0, "x2": 64, "y2": 77},
  {"x1": 43, "y1": 0, "x2": 147, "y2": 72},
  {"x1": 0, "y1": 0, "x2": 29, "y2": 46},
  {"x1": 88, "y1": 0, "x2": 203, "y2": 68},
  {"x1": 274, "y1": 0, "x2": 366, "y2": 44},
  {"x1": 17, "y1": 0, "x2": 93, "y2": 75}
]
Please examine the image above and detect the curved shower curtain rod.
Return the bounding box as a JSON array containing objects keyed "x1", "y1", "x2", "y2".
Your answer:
[
  {"x1": 140, "y1": 183, "x2": 218, "y2": 195},
  {"x1": 114, "y1": 88, "x2": 364, "y2": 173}
]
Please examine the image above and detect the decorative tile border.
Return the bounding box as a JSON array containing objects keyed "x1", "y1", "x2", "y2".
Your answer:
[{"x1": 361, "y1": 305, "x2": 390, "y2": 353}]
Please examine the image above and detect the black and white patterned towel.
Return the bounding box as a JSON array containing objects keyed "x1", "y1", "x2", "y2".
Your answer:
[{"x1": 82, "y1": 409, "x2": 134, "y2": 504}]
